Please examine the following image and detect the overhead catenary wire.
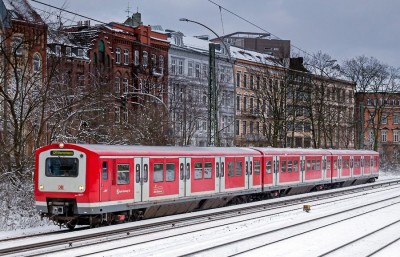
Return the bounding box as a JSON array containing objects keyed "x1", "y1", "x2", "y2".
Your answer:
[{"x1": 207, "y1": 0, "x2": 316, "y2": 60}]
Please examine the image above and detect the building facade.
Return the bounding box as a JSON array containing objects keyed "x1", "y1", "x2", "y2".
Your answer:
[{"x1": 167, "y1": 30, "x2": 234, "y2": 146}]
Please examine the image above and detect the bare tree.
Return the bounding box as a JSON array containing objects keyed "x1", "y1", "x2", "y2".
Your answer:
[{"x1": 341, "y1": 55, "x2": 400, "y2": 151}]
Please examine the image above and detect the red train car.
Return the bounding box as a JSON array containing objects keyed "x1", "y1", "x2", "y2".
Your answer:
[{"x1": 34, "y1": 143, "x2": 379, "y2": 229}]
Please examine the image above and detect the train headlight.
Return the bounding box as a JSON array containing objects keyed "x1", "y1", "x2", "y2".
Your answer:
[
  {"x1": 39, "y1": 185, "x2": 44, "y2": 190},
  {"x1": 79, "y1": 185, "x2": 84, "y2": 191}
]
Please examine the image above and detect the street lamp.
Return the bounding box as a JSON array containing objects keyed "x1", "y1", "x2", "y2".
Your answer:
[{"x1": 179, "y1": 18, "x2": 235, "y2": 147}]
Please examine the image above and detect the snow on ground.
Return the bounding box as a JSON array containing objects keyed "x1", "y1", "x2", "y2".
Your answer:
[{"x1": 0, "y1": 171, "x2": 399, "y2": 256}]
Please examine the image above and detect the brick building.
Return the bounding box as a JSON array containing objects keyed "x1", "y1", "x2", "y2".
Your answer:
[{"x1": 355, "y1": 92, "x2": 400, "y2": 164}]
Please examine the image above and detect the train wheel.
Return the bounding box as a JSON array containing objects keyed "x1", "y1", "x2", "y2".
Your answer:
[{"x1": 66, "y1": 220, "x2": 77, "y2": 230}]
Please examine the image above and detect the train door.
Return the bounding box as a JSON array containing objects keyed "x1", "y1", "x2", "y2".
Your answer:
[
  {"x1": 252, "y1": 157, "x2": 262, "y2": 189},
  {"x1": 214, "y1": 157, "x2": 224, "y2": 193},
  {"x1": 331, "y1": 156, "x2": 339, "y2": 180},
  {"x1": 133, "y1": 157, "x2": 150, "y2": 202},
  {"x1": 245, "y1": 156, "x2": 252, "y2": 189},
  {"x1": 178, "y1": 157, "x2": 190, "y2": 197},
  {"x1": 110, "y1": 158, "x2": 134, "y2": 201},
  {"x1": 300, "y1": 155, "x2": 306, "y2": 183},
  {"x1": 273, "y1": 155, "x2": 279, "y2": 186},
  {"x1": 322, "y1": 155, "x2": 327, "y2": 181},
  {"x1": 100, "y1": 159, "x2": 112, "y2": 202},
  {"x1": 264, "y1": 156, "x2": 274, "y2": 186},
  {"x1": 184, "y1": 158, "x2": 192, "y2": 196}
]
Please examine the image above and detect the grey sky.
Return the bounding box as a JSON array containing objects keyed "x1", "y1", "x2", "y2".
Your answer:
[{"x1": 31, "y1": 0, "x2": 399, "y2": 67}]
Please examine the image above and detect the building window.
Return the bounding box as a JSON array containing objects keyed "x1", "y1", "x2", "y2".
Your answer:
[
  {"x1": 77, "y1": 48, "x2": 84, "y2": 57},
  {"x1": 159, "y1": 55, "x2": 164, "y2": 74},
  {"x1": 242, "y1": 121, "x2": 247, "y2": 135},
  {"x1": 243, "y1": 73, "x2": 247, "y2": 88},
  {"x1": 124, "y1": 49, "x2": 129, "y2": 65},
  {"x1": 243, "y1": 96, "x2": 247, "y2": 112},
  {"x1": 394, "y1": 130, "x2": 399, "y2": 142},
  {"x1": 12, "y1": 37, "x2": 23, "y2": 55},
  {"x1": 236, "y1": 95, "x2": 240, "y2": 111},
  {"x1": 250, "y1": 75, "x2": 254, "y2": 89},
  {"x1": 188, "y1": 61, "x2": 193, "y2": 76},
  {"x1": 55, "y1": 45, "x2": 61, "y2": 56},
  {"x1": 394, "y1": 113, "x2": 399, "y2": 124},
  {"x1": 381, "y1": 130, "x2": 387, "y2": 142},
  {"x1": 115, "y1": 77, "x2": 120, "y2": 94},
  {"x1": 151, "y1": 54, "x2": 156, "y2": 68},
  {"x1": 123, "y1": 78, "x2": 128, "y2": 93},
  {"x1": 115, "y1": 48, "x2": 121, "y2": 64},
  {"x1": 178, "y1": 59, "x2": 184, "y2": 75},
  {"x1": 134, "y1": 50, "x2": 139, "y2": 66},
  {"x1": 171, "y1": 58, "x2": 176, "y2": 74},
  {"x1": 33, "y1": 53, "x2": 41, "y2": 73},
  {"x1": 202, "y1": 64, "x2": 208, "y2": 78},
  {"x1": 195, "y1": 63, "x2": 201, "y2": 78},
  {"x1": 66, "y1": 47, "x2": 71, "y2": 56},
  {"x1": 123, "y1": 109, "x2": 128, "y2": 124},
  {"x1": 235, "y1": 120, "x2": 239, "y2": 135},
  {"x1": 142, "y1": 51, "x2": 148, "y2": 67},
  {"x1": 382, "y1": 113, "x2": 388, "y2": 124},
  {"x1": 115, "y1": 107, "x2": 120, "y2": 124},
  {"x1": 236, "y1": 72, "x2": 241, "y2": 87}
]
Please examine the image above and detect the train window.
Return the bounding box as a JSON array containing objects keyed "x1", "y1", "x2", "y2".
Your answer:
[
  {"x1": 312, "y1": 160, "x2": 316, "y2": 170},
  {"x1": 327, "y1": 159, "x2": 331, "y2": 169},
  {"x1": 102, "y1": 162, "x2": 108, "y2": 180},
  {"x1": 306, "y1": 160, "x2": 311, "y2": 171},
  {"x1": 135, "y1": 164, "x2": 140, "y2": 183},
  {"x1": 117, "y1": 164, "x2": 130, "y2": 185},
  {"x1": 216, "y1": 162, "x2": 220, "y2": 177},
  {"x1": 287, "y1": 160, "x2": 292, "y2": 172},
  {"x1": 344, "y1": 159, "x2": 349, "y2": 169},
  {"x1": 186, "y1": 163, "x2": 191, "y2": 179},
  {"x1": 153, "y1": 163, "x2": 164, "y2": 182},
  {"x1": 221, "y1": 162, "x2": 225, "y2": 177},
  {"x1": 194, "y1": 162, "x2": 203, "y2": 180},
  {"x1": 355, "y1": 159, "x2": 360, "y2": 168},
  {"x1": 281, "y1": 160, "x2": 286, "y2": 172},
  {"x1": 45, "y1": 158, "x2": 79, "y2": 177},
  {"x1": 166, "y1": 163, "x2": 176, "y2": 182},
  {"x1": 316, "y1": 160, "x2": 321, "y2": 171},
  {"x1": 236, "y1": 161, "x2": 243, "y2": 176},
  {"x1": 228, "y1": 161, "x2": 234, "y2": 177},
  {"x1": 180, "y1": 163, "x2": 184, "y2": 180},
  {"x1": 254, "y1": 161, "x2": 260, "y2": 175},
  {"x1": 266, "y1": 161, "x2": 272, "y2": 174},
  {"x1": 204, "y1": 162, "x2": 212, "y2": 179},
  {"x1": 333, "y1": 160, "x2": 338, "y2": 169},
  {"x1": 293, "y1": 160, "x2": 298, "y2": 172},
  {"x1": 144, "y1": 164, "x2": 148, "y2": 182}
]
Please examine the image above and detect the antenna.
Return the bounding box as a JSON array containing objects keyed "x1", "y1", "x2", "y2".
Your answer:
[{"x1": 126, "y1": 2, "x2": 131, "y2": 18}]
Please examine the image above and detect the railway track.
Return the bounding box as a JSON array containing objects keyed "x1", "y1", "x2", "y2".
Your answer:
[{"x1": 1, "y1": 179, "x2": 399, "y2": 256}]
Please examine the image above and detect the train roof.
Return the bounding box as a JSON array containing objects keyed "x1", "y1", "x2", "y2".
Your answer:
[
  {"x1": 37, "y1": 144, "x2": 379, "y2": 157},
  {"x1": 38, "y1": 143, "x2": 260, "y2": 157}
]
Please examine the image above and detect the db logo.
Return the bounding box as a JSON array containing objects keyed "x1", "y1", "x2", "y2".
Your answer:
[{"x1": 58, "y1": 185, "x2": 64, "y2": 190}]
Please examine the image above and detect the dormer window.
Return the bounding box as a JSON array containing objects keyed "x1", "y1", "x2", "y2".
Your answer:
[
  {"x1": 78, "y1": 49, "x2": 83, "y2": 57},
  {"x1": 66, "y1": 47, "x2": 71, "y2": 56},
  {"x1": 174, "y1": 35, "x2": 183, "y2": 46},
  {"x1": 55, "y1": 45, "x2": 61, "y2": 56}
]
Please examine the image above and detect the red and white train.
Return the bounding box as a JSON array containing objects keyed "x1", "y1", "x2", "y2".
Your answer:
[{"x1": 34, "y1": 143, "x2": 379, "y2": 229}]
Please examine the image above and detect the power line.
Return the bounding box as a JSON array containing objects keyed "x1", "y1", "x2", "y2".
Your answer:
[
  {"x1": 31, "y1": 0, "x2": 107, "y2": 25},
  {"x1": 207, "y1": 0, "x2": 315, "y2": 59}
]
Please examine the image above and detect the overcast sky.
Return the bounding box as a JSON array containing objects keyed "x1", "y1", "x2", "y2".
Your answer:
[{"x1": 30, "y1": 0, "x2": 399, "y2": 67}]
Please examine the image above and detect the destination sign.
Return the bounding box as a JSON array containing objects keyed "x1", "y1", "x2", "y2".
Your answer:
[{"x1": 50, "y1": 150, "x2": 74, "y2": 156}]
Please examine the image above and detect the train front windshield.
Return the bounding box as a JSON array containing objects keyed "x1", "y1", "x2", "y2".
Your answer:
[{"x1": 45, "y1": 158, "x2": 79, "y2": 177}]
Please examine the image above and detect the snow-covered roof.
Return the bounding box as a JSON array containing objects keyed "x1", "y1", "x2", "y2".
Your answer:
[
  {"x1": 230, "y1": 46, "x2": 282, "y2": 67},
  {"x1": 2, "y1": 0, "x2": 44, "y2": 24}
]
